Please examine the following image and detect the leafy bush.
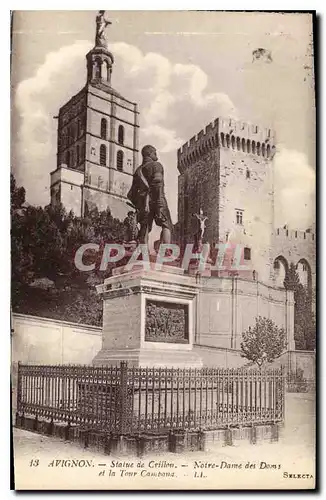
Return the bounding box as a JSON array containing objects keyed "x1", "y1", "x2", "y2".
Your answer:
[{"x1": 240, "y1": 316, "x2": 287, "y2": 367}]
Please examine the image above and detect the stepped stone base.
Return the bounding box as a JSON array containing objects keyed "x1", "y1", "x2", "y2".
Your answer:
[{"x1": 92, "y1": 348, "x2": 203, "y2": 368}]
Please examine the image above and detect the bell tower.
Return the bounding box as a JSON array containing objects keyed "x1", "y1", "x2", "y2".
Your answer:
[
  {"x1": 86, "y1": 47, "x2": 114, "y2": 87},
  {"x1": 50, "y1": 11, "x2": 139, "y2": 220}
]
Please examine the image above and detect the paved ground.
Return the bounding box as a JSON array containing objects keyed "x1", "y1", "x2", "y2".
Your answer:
[{"x1": 12, "y1": 393, "x2": 316, "y2": 491}]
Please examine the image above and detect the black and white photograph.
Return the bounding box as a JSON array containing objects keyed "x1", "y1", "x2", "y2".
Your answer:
[{"x1": 10, "y1": 9, "x2": 316, "y2": 490}]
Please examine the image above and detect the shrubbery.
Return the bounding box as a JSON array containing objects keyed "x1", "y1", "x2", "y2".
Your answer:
[{"x1": 11, "y1": 174, "x2": 125, "y2": 325}]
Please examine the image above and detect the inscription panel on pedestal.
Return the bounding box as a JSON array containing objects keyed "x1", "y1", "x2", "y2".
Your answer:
[{"x1": 145, "y1": 299, "x2": 189, "y2": 344}]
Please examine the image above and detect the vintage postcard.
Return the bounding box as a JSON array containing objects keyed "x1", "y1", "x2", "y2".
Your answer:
[{"x1": 11, "y1": 10, "x2": 316, "y2": 490}]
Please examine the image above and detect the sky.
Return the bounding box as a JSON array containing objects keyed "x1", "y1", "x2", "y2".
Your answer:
[{"x1": 11, "y1": 10, "x2": 316, "y2": 230}]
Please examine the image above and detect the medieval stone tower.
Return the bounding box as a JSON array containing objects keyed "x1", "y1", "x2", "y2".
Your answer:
[
  {"x1": 50, "y1": 15, "x2": 139, "y2": 219},
  {"x1": 177, "y1": 117, "x2": 276, "y2": 284}
]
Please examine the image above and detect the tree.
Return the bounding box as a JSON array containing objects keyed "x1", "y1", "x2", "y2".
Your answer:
[
  {"x1": 11, "y1": 173, "x2": 26, "y2": 211},
  {"x1": 284, "y1": 262, "x2": 315, "y2": 351},
  {"x1": 240, "y1": 316, "x2": 287, "y2": 367},
  {"x1": 283, "y1": 262, "x2": 300, "y2": 291}
]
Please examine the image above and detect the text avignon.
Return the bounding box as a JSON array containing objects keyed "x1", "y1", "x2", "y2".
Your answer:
[{"x1": 48, "y1": 460, "x2": 93, "y2": 468}]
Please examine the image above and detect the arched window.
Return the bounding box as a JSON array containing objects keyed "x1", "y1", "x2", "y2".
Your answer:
[
  {"x1": 241, "y1": 138, "x2": 246, "y2": 152},
  {"x1": 226, "y1": 134, "x2": 230, "y2": 148},
  {"x1": 247, "y1": 139, "x2": 251, "y2": 153},
  {"x1": 296, "y1": 259, "x2": 312, "y2": 290},
  {"x1": 118, "y1": 125, "x2": 125, "y2": 145},
  {"x1": 117, "y1": 150, "x2": 124, "y2": 171},
  {"x1": 236, "y1": 137, "x2": 241, "y2": 151},
  {"x1": 65, "y1": 150, "x2": 70, "y2": 168},
  {"x1": 252, "y1": 141, "x2": 256, "y2": 154},
  {"x1": 101, "y1": 118, "x2": 107, "y2": 140},
  {"x1": 273, "y1": 256, "x2": 289, "y2": 287},
  {"x1": 246, "y1": 169, "x2": 250, "y2": 179},
  {"x1": 76, "y1": 145, "x2": 80, "y2": 165},
  {"x1": 94, "y1": 58, "x2": 101, "y2": 79},
  {"x1": 102, "y1": 61, "x2": 108, "y2": 81},
  {"x1": 221, "y1": 133, "x2": 225, "y2": 147},
  {"x1": 100, "y1": 144, "x2": 107, "y2": 166},
  {"x1": 266, "y1": 145, "x2": 271, "y2": 158},
  {"x1": 231, "y1": 136, "x2": 235, "y2": 149},
  {"x1": 257, "y1": 142, "x2": 261, "y2": 156},
  {"x1": 262, "y1": 143, "x2": 266, "y2": 157},
  {"x1": 77, "y1": 120, "x2": 81, "y2": 138},
  {"x1": 71, "y1": 150, "x2": 74, "y2": 167}
]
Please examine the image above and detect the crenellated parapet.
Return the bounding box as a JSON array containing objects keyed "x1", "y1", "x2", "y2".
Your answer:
[
  {"x1": 177, "y1": 117, "x2": 276, "y2": 173},
  {"x1": 272, "y1": 226, "x2": 316, "y2": 280},
  {"x1": 274, "y1": 226, "x2": 315, "y2": 243}
]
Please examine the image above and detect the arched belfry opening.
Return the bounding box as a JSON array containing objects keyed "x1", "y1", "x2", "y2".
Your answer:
[
  {"x1": 86, "y1": 48, "x2": 114, "y2": 86},
  {"x1": 273, "y1": 255, "x2": 289, "y2": 287}
]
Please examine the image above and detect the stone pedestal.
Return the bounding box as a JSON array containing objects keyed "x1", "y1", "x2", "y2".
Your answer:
[{"x1": 92, "y1": 265, "x2": 203, "y2": 368}]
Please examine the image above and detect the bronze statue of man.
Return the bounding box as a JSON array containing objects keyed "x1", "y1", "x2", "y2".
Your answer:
[{"x1": 127, "y1": 145, "x2": 173, "y2": 245}]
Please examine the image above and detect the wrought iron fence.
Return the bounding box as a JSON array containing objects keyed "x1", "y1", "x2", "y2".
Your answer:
[{"x1": 16, "y1": 363, "x2": 285, "y2": 435}]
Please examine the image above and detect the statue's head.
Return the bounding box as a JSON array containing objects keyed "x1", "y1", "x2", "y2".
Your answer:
[{"x1": 141, "y1": 145, "x2": 157, "y2": 162}]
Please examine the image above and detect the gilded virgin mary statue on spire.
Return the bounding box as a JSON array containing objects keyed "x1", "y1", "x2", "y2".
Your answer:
[{"x1": 95, "y1": 10, "x2": 112, "y2": 48}]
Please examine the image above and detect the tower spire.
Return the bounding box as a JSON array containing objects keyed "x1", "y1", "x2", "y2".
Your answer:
[{"x1": 86, "y1": 11, "x2": 114, "y2": 86}]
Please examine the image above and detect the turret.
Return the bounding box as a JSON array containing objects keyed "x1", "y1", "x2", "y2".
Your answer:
[{"x1": 177, "y1": 117, "x2": 276, "y2": 173}]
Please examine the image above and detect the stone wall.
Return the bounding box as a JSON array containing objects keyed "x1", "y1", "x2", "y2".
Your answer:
[
  {"x1": 196, "y1": 276, "x2": 295, "y2": 351},
  {"x1": 11, "y1": 313, "x2": 102, "y2": 413},
  {"x1": 11, "y1": 309, "x2": 314, "y2": 377},
  {"x1": 83, "y1": 184, "x2": 130, "y2": 220},
  {"x1": 11, "y1": 313, "x2": 102, "y2": 366},
  {"x1": 275, "y1": 350, "x2": 316, "y2": 381}
]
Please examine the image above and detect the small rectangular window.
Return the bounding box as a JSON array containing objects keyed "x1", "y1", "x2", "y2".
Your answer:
[
  {"x1": 244, "y1": 247, "x2": 251, "y2": 260},
  {"x1": 236, "y1": 209, "x2": 243, "y2": 225},
  {"x1": 295, "y1": 231, "x2": 298, "y2": 238},
  {"x1": 277, "y1": 228, "x2": 280, "y2": 235}
]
